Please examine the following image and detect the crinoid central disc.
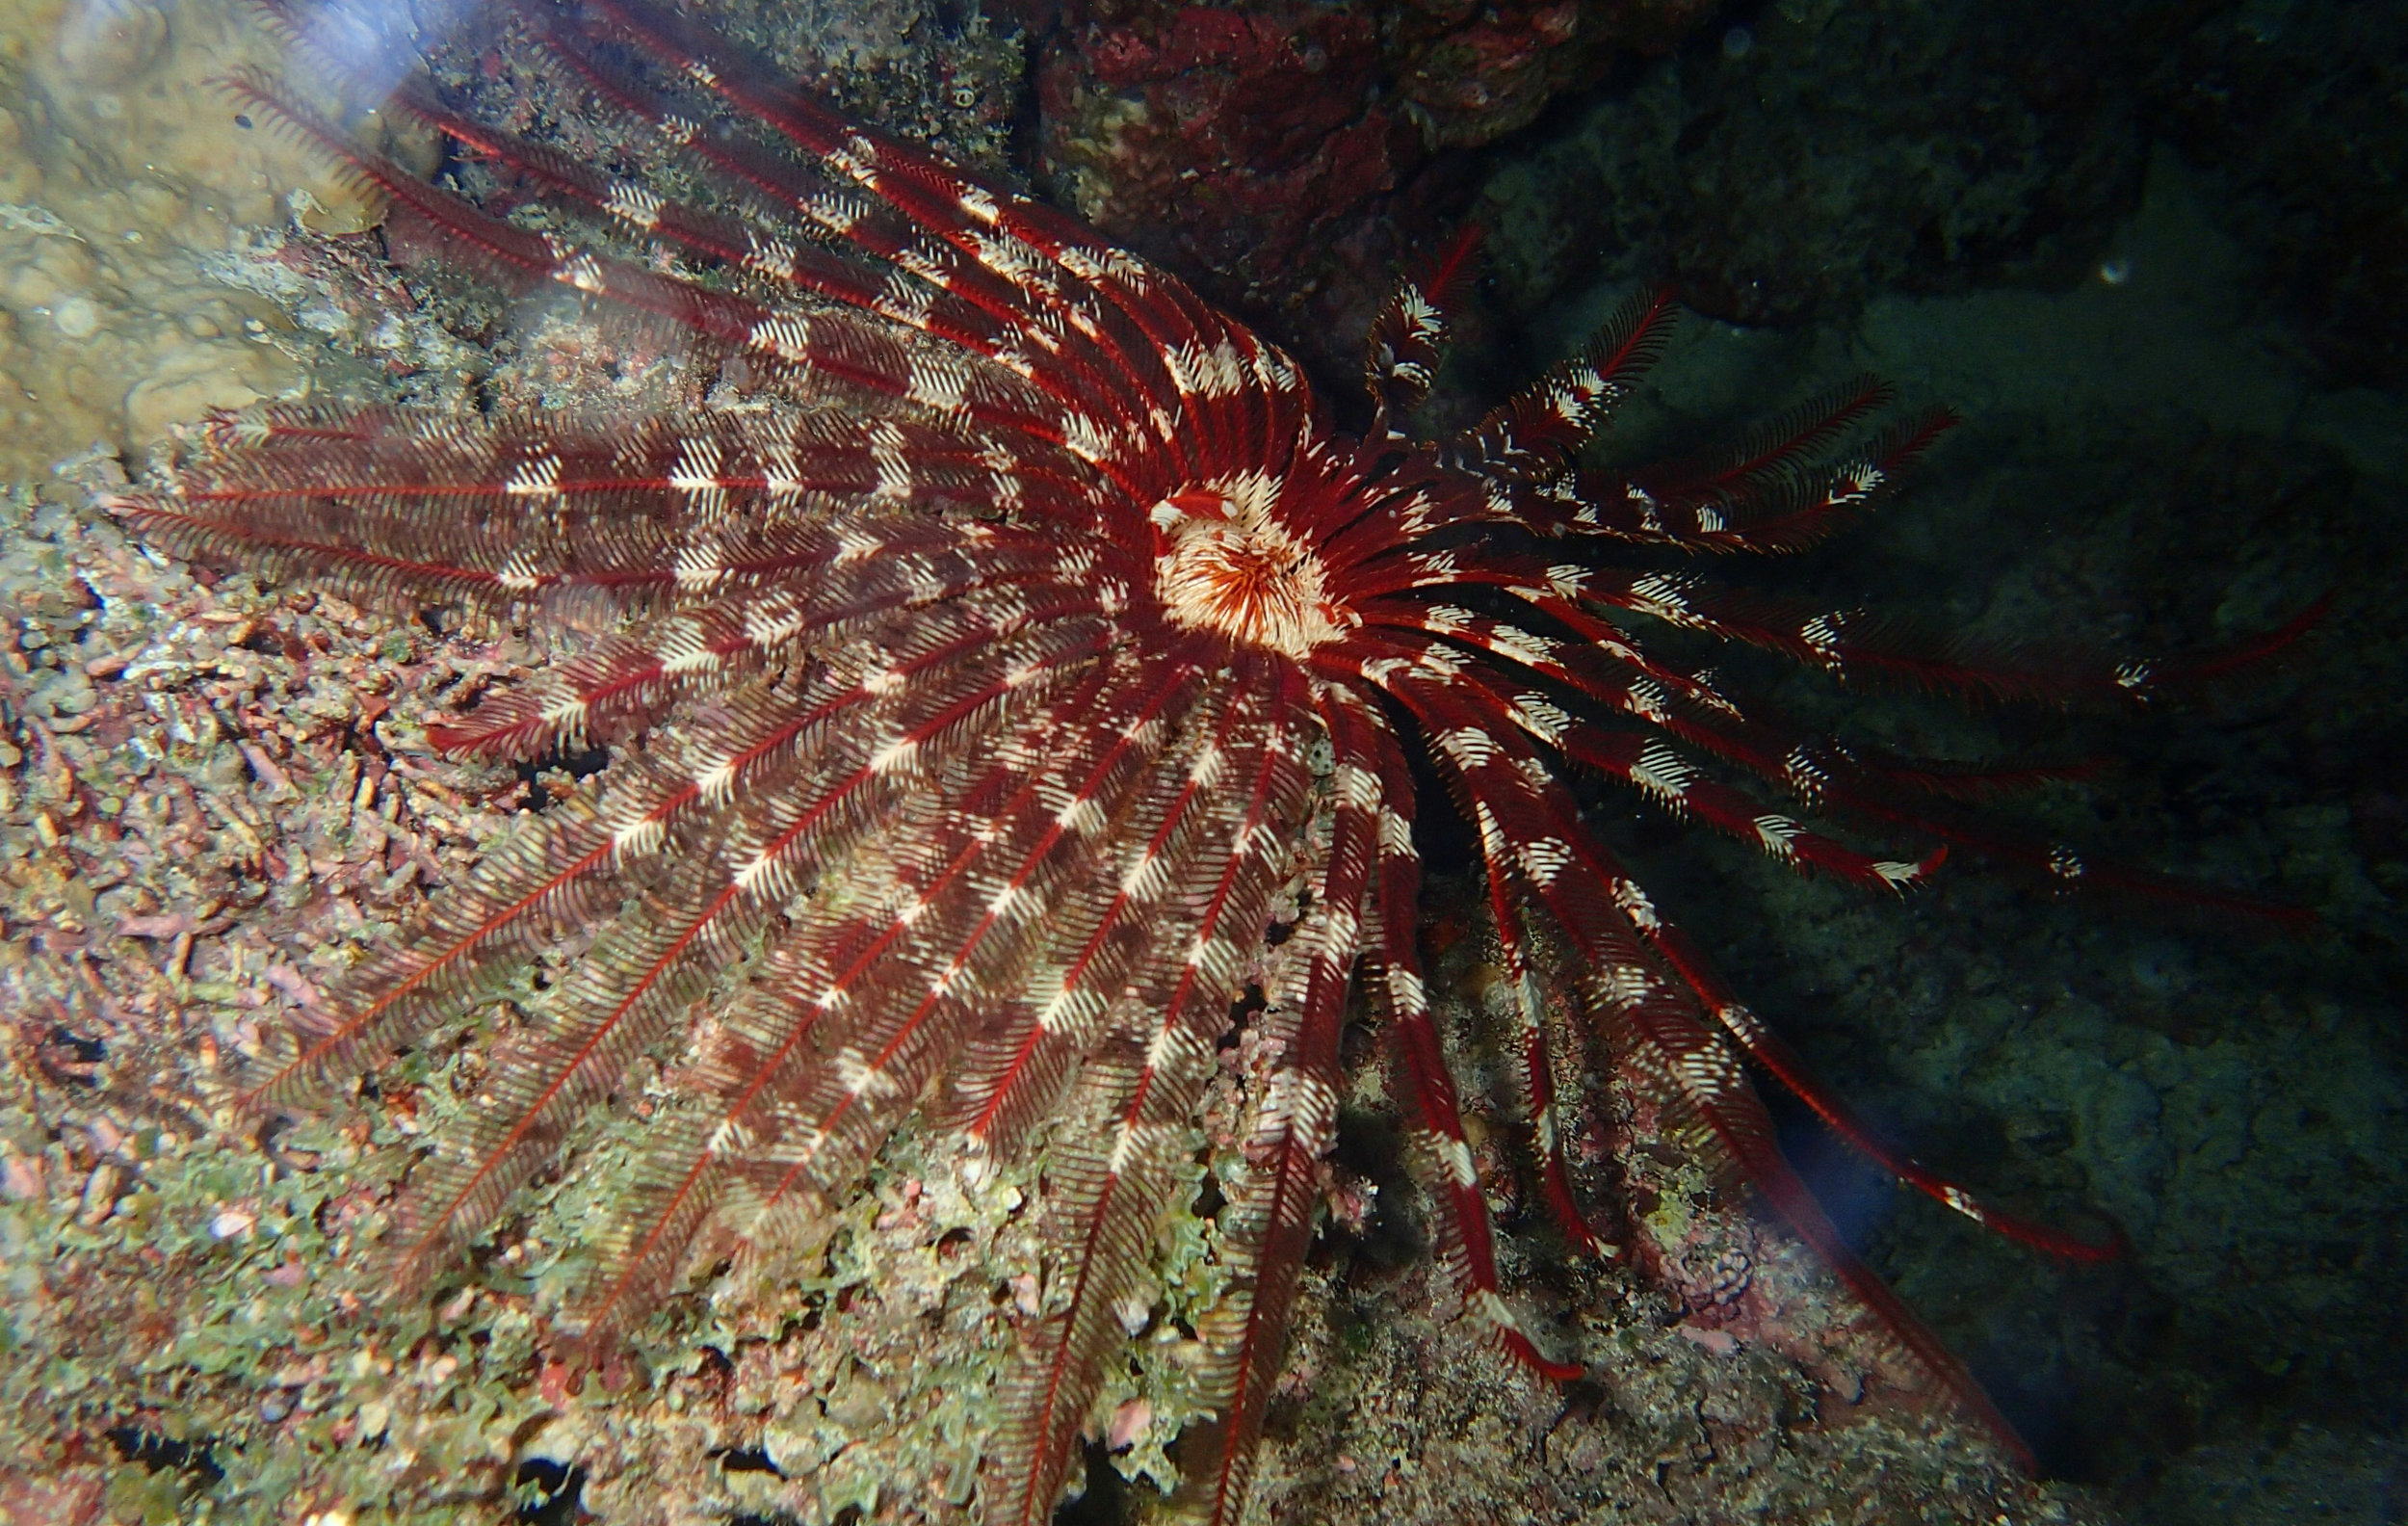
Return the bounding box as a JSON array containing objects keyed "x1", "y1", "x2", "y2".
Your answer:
[{"x1": 1148, "y1": 474, "x2": 1352, "y2": 659}]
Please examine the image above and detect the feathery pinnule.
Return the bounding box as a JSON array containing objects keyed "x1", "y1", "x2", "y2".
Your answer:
[{"x1": 102, "y1": 0, "x2": 2320, "y2": 1518}]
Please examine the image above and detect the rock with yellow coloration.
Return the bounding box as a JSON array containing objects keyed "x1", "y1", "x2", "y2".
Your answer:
[{"x1": 0, "y1": 0, "x2": 432, "y2": 479}]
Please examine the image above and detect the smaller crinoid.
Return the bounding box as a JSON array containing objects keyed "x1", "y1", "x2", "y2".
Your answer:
[{"x1": 106, "y1": 0, "x2": 2320, "y2": 1519}]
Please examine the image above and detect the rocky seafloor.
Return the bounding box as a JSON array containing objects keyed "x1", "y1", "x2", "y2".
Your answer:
[{"x1": 1, "y1": 0, "x2": 2402, "y2": 1523}]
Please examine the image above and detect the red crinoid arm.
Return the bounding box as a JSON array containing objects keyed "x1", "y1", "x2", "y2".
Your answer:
[
  {"x1": 1473, "y1": 807, "x2": 1615, "y2": 1261},
  {"x1": 1346, "y1": 559, "x2": 1967, "y2": 780},
  {"x1": 1633, "y1": 374, "x2": 1894, "y2": 500},
  {"x1": 1362, "y1": 224, "x2": 1482, "y2": 437},
  {"x1": 1176, "y1": 682, "x2": 1390, "y2": 1526},
  {"x1": 1275, "y1": 417, "x2": 1462, "y2": 583},
  {"x1": 183, "y1": 408, "x2": 1109, "y2": 525},
  {"x1": 1423, "y1": 671, "x2": 2117, "y2": 1262},
  {"x1": 1562, "y1": 535, "x2": 2317, "y2": 717},
  {"x1": 1505, "y1": 610, "x2": 2314, "y2": 924},
  {"x1": 1319, "y1": 442, "x2": 1609, "y2": 571},
  {"x1": 2110, "y1": 588, "x2": 2331, "y2": 695},
  {"x1": 196, "y1": 403, "x2": 417, "y2": 450},
  {"x1": 1445, "y1": 285, "x2": 1678, "y2": 486},
  {"x1": 992, "y1": 658, "x2": 1316, "y2": 1526},
  {"x1": 1577, "y1": 935, "x2": 2043, "y2": 1474},
  {"x1": 1804, "y1": 781, "x2": 2321, "y2": 926},
  {"x1": 1575, "y1": 407, "x2": 1959, "y2": 555},
  {"x1": 1353, "y1": 551, "x2": 2121, "y2": 803},
  {"x1": 1373, "y1": 657, "x2": 2040, "y2": 1467},
  {"x1": 947, "y1": 682, "x2": 1251, "y2": 1153},
  {"x1": 1544, "y1": 718, "x2": 1946, "y2": 892},
  {"x1": 1321, "y1": 287, "x2": 1676, "y2": 554},
  {"x1": 111, "y1": 406, "x2": 1123, "y2": 769},
  {"x1": 1821, "y1": 592, "x2": 2324, "y2": 921},
  {"x1": 119, "y1": 430, "x2": 1063, "y2": 578},
  {"x1": 1579, "y1": 567, "x2": 2130, "y2": 704}
]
